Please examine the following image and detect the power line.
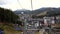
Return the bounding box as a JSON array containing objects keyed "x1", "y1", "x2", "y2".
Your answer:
[{"x1": 17, "y1": 0, "x2": 23, "y2": 9}]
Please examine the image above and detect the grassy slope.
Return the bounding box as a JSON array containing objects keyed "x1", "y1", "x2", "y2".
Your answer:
[{"x1": 0, "y1": 23, "x2": 21, "y2": 34}]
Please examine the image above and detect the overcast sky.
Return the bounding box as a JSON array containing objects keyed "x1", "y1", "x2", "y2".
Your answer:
[{"x1": 0, "y1": 0, "x2": 60, "y2": 11}]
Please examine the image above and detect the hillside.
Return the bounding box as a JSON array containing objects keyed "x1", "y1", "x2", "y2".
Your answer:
[
  {"x1": 14, "y1": 7, "x2": 60, "y2": 16},
  {"x1": 13, "y1": 8, "x2": 48, "y2": 15},
  {"x1": 36, "y1": 8, "x2": 60, "y2": 16}
]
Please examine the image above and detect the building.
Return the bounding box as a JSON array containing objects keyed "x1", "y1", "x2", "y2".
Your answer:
[{"x1": 43, "y1": 16, "x2": 55, "y2": 27}]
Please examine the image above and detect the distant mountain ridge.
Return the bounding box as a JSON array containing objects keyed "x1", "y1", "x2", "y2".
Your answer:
[
  {"x1": 14, "y1": 8, "x2": 48, "y2": 15},
  {"x1": 14, "y1": 9, "x2": 31, "y2": 14},
  {"x1": 14, "y1": 7, "x2": 60, "y2": 16},
  {"x1": 36, "y1": 7, "x2": 60, "y2": 16}
]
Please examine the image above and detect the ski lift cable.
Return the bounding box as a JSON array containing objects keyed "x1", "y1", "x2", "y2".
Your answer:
[
  {"x1": 31, "y1": 0, "x2": 33, "y2": 11},
  {"x1": 17, "y1": 0, "x2": 23, "y2": 9},
  {"x1": 17, "y1": 0, "x2": 33, "y2": 11}
]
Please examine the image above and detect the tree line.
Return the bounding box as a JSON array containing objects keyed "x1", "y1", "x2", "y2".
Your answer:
[{"x1": 0, "y1": 7, "x2": 22, "y2": 25}]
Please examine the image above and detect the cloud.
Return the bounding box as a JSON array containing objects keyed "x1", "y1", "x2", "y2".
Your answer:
[
  {"x1": 0, "y1": 0, "x2": 17, "y2": 5},
  {"x1": 0, "y1": 0, "x2": 22, "y2": 11},
  {"x1": 0, "y1": 0, "x2": 31, "y2": 10},
  {"x1": 0, "y1": 0, "x2": 60, "y2": 11},
  {"x1": 0, "y1": 0, "x2": 6, "y2": 5},
  {"x1": 0, "y1": 2, "x2": 5, "y2": 5}
]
